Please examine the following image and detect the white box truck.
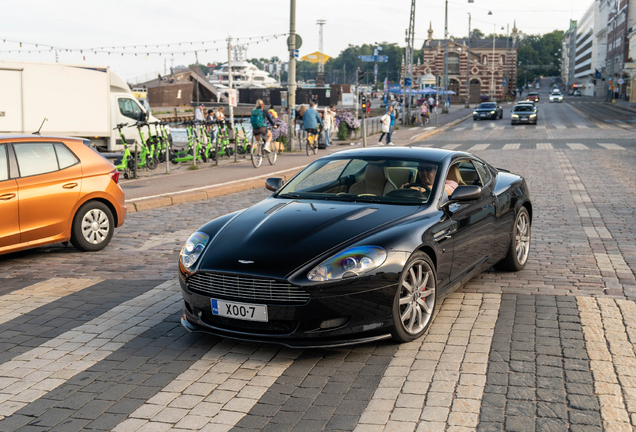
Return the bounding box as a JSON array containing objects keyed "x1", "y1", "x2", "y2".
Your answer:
[{"x1": 0, "y1": 59, "x2": 166, "y2": 151}]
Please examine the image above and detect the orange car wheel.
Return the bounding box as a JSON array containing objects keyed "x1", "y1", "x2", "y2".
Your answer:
[{"x1": 70, "y1": 201, "x2": 115, "y2": 252}]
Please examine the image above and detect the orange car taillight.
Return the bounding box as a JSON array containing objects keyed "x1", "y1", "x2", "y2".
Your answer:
[{"x1": 110, "y1": 170, "x2": 120, "y2": 184}]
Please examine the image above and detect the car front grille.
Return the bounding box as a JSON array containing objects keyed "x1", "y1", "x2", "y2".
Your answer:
[{"x1": 187, "y1": 272, "x2": 310, "y2": 305}]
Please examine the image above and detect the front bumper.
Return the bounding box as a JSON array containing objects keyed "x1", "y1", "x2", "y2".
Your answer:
[
  {"x1": 179, "y1": 272, "x2": 398, "y2": 348},
  {"x1": 473, "y1": 113, "x2": 497, "y2": 120}
]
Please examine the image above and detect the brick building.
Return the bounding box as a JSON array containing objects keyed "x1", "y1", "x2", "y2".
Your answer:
[{"x1": 406, "y1": 23, "x2": 520, "y2": 103}]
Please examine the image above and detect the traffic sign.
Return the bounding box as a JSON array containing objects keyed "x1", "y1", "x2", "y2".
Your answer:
[
  {"x1": 287, "y1": 34, "x2": 302, "y2": 49},
  {"x1": 405, "y1": 78, "x2": 412, "y2": 87},
  {"x1": 502, "y1": 78, "x2": 507, "y2": 87},
  {"x1": 358, "y1": 55, "x2": 389, "y2": 63},
  {"x1": 618, "y1": 78, "x2": 625, "y2": 85},
  {"x1": 293, "y1": 49, "x2": 299, "y2": 59}
]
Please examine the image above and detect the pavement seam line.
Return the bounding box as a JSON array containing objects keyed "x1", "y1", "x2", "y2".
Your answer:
[
  {"x1": 0, "y1": 278, "x2": 102, "y2": 326},
  {"x1": 116, "y1": 341, "x2": 301, "y2": 431},
  {"x1": 0, "y1": 279, "x2": 180, "y2": 420},
  {"x1": 578, "y1": 297, "x2": 633, "y2": 429},
  {"x1": 553, "y1": 149, "x2": 633, "y2": 296}
]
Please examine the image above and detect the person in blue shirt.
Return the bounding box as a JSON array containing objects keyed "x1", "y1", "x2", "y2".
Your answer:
[{"x1": 302, "y1": 102, "x2": 323, "y2": 146}]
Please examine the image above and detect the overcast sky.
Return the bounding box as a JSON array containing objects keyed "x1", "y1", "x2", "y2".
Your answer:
[{"x1": 1, "y1": 0, "x2": 588, "y2": 81}]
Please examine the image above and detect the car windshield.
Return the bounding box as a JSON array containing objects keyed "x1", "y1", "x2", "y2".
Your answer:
[
  {"x1": 478, "y1": 103, "x2": 496, "y2": 109},
  {"x1": 276, "y1": 156, "x2": 442, "y2": 205},
  {"x1": 529, "y1": 92, "x2": 538, "y2": 96},
  {"x1": 514, "y1": 105, "x2": 534, "y2": 112}
]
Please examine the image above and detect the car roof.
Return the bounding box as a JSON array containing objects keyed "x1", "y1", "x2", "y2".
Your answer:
[
  {"x1": 0, "y1": 134, "x2": 88, "y2": 144},
  {"x1": 323, "y1": 146, "x2": 470, "y2": 164}
]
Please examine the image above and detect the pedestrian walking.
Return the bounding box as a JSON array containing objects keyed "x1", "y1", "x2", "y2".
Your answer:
[
  {"x1": 378, "y1": 105, "x2": 395, "y2": 145},
  {"x1": 323, "y1": 105, "x2": 336, "y2": 147},
  {"x1": 420, "y1": 104, "x2": 429, "y2": 126},
  {"x1": 215, "y1": 106, "x2": 226, "y2": 122},
  {"x1": 194, "y1": 104, "x2": 205, "y2": 122}
]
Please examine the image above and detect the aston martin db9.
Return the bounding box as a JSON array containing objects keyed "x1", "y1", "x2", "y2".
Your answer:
[{"x1": 179, "y1": 147, "x2": 532, "y2": 347}]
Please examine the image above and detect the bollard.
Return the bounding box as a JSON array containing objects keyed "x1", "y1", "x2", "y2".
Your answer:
[
  {"x1": 165, "y1": 131, "x2": 170, "y2": 174},
  {"x1": 215, "y1": 129, "x2": 219, "y2": 166}
]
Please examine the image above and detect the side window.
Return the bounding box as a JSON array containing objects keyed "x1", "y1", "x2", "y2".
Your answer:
[
  {"x1": 54, "y1": 144, "x2": 79, "y2": 169},
  {"x1": 14, "y1": 143, "x2": 59, "y2": 177},
  {"x1": 118, "y1": 98, "x2": 143, "y2": 120},
  {"x1": 0, "y1": 145, "x2": 7, "y2": 181},
  {"x1": 340, "y1": 159, "x2": 368, "y2": 178},
  {"x1": 473, "y1": 161, "x2": 492, "y2": 186},
  {"x1": 454, "y1": 161, "x2": 482, "y2": 186}
]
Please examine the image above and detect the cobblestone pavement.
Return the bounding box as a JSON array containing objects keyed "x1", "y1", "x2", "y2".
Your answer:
[{"x1": 0, "y1": 101, "x2": 636, "y2": 431}]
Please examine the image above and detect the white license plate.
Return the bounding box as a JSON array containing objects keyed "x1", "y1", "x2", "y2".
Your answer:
[
  {"x1": 521, "y1": 118, "x2": 528, "y2": 121},
  {"x1": 211, "y1": 299, "x2": 268, "y2": 322},
  {"x1": 480, "y1": 114, "x2": 487, "y2": 117}
]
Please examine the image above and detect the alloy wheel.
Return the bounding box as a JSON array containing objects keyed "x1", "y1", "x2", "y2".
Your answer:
[
  {"x1": 515, "y1": 212, "x2": 531, "y2": 265},
  {"x1": 398, "y1": 260, "x2": 435, "y2": 335}
]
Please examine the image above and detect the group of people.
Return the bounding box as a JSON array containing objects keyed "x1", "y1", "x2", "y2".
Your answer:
[{"x1": 295, "y1": 103, "x2": 336, "y2": 147}]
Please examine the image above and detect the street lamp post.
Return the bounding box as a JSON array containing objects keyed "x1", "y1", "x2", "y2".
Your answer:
[
  {"x1": 465, "y1": 13, "x2": 471, "y2": 108},
  {"x1": 442, "y1": 0, "x2": 449, "y2": 113},
  {"x1": 491, "y1": 23, "x2": 496, "y2": 102}
]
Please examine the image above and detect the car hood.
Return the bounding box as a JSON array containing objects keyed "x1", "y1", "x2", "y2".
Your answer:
[{"x1": 198, "y1": 199, "x2": 419, "y2": 279}]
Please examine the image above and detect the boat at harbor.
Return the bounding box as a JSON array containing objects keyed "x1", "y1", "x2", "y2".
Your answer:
[{"x1": 209, "y1": 61, "x2": 278, "y2": 89}]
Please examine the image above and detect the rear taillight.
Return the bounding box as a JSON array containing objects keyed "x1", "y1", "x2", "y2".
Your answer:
[{"x1": 110, "y1": 170, "x2": 120, "y2": 184}]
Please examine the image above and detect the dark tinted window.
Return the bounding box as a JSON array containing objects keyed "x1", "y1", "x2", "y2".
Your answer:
[
  {"x1": 0, "y1": 144, "x2": 7, "y2": 181},
  {"x1": 478, "y1": 103, "x2": 496, "y2": 109},
  {"x1": 14, "y1": 143, "x2": 59, "y2": 177},
  {"x1": 514, "y1": 106, "x2": 534, "y2": 112}
]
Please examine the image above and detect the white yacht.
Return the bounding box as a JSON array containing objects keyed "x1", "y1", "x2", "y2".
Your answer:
[{"x1": 209, "y1": 62, "x2": 278, "y2": 89}]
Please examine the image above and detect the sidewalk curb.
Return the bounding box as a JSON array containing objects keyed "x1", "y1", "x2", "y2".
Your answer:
[{"x1": 126, "y1": 168, "x2": 302, "y2": 213}]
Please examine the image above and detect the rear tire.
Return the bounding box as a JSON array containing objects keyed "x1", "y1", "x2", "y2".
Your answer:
[
  {"x1": 251, "y1": 143, "x2": 262, "y2": 168},
  {"x1": 70, "y1": 201, "x2": 114, "y2": 252},
  {"x1": 147, "y1": 157, "x2": 158, "y2": 170},
  {"x1": 494, "y1": 207, "x2": 531, "y2": 272}
]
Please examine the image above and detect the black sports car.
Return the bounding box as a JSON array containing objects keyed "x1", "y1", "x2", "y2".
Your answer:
[
  {"x1": 179, "y1": 148, "x2": 532, "y2": 348},
  {"x1": 472, "y1": 102, "x2": 503, "y2": 120}
]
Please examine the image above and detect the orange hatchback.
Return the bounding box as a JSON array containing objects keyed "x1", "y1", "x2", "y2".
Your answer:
[{"x1": 0, "y1": 135, "x2": 126, "y2": 255}]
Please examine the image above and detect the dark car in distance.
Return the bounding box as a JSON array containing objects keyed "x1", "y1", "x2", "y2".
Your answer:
[
  {"x1": 472, "y1": 102, "x2": 504, "y2": 120},
  {"x1": 511, "y1": 104, "x2": 538, "y2": 125},
  {"x1": 178, "y1": 148, "x2": 533, "y2": 348}
]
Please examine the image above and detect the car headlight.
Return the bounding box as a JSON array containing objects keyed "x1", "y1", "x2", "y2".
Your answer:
[
  {"x1": 490, "y1": 111, "x2": 496, "y2": 114},
  {"x1": 472, "y1": 111, "x2": 477, "y2": 115},
  {"x1": 512, "y1": 114, "x2": 519, "y2": 118},
  {"x1": 530, "y1": 114, "x2": 537, "y2": 118},
  {"x1": 181, "y1": 232, "x2": 210, "y2": 269},
  {"x1": 307, "y1": 246, "x2": 387, "y2": 282}
]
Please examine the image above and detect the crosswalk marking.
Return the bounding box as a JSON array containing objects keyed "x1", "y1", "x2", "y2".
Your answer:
[
  {"x1": 575, "y1": 124, "x2": 589, "y2": 129},
  {"x1": 503, "y1": 144, "x2": 520, "y2": 150},
  {"x1": 472, "y1": 127, "x2": 485, "y2": 131},
  {"x1": 537, "y1": 143, "x2": 554, "y2": 150},
  {"x1": 598, "y1": 143, "x2": 624, "y2": 150},
  {"x1": 555, "y1": 125, "x2": 567, "y2": 129},
  {"x1": 0, "y1": 279, "x2": 101, "y2": 326},
  {"x1": 468, "y1": 144, "x2": 490, "y2": 151},
  {"x1": 0, "y1": 279, "x2": 181, "y2": 419},
  {"x1": 443, "y1": 144, "x2": 461, "y2": 149},
  {"x1": 567, "y1": 143, "x2": 588, "y2": 150},
  {"x1": 454, "y1": 127, "x2": 465, "y2": 131}
]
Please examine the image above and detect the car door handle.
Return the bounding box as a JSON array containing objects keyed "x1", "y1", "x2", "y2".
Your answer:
[
  {"x1": 63, "y1": 183, "x2": 78, "y2": 189},
  {"x1": 0, "y1": 193, "x2": 16, "y2": 200}
]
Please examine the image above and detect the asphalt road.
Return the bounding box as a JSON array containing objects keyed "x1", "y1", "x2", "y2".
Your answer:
[{"x1": 1, "y1": 85, "x2": 636, "y2": 431}]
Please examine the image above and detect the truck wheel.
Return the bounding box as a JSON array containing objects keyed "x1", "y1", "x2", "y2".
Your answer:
[{"x1": 70, "y1": 201, "x2": 114, "y2": 252}]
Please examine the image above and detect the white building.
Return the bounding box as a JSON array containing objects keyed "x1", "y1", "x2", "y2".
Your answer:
[{"x1": 574, "y1": 2, "x2": 601, "y2": 96}]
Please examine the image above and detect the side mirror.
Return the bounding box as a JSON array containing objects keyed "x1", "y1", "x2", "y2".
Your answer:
[
  {"x1": 449, "y1": 185, "x2": 482, "y2": 202},
  {"x1": 265, "y1": 177, "x2": 284, "y2": 192}
]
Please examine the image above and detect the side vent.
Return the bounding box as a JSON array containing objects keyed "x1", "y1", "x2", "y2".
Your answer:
[
  {"x1": 265, "y1": 202, "x2": 289, "y2": 215},
  {"x1": 347, "y1": 208, "x2": 378, "y2": 221}
]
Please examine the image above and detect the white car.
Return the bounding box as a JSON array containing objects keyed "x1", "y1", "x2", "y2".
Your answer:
[{"x1": 549, "y1": 92, "x2": 563, "y2": 103}]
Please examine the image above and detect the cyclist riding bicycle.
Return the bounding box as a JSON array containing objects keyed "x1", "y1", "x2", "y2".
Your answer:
[
  {"x1": 251, "y1": 99, "x2": 276, "y2": 153},
  {"x1": 303, "y1": 101, "x2": 323, "y2": 146}
]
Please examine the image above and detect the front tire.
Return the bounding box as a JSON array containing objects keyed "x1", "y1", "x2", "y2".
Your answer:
[
  {"x1": 70, "y1": 201, "x2": 114, "y2": 252},
  {"x1": 495, "y1": 206, "x2": 531, "y2": 271},
  {"x1": 391, "y1": 252, "x2": 437, "y2": 343}
]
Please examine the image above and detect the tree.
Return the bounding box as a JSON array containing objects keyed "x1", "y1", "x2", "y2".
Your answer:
[
  {"x1": 472, "y1": 29, "x2": 485, "y2": 38},
  {"x1": 515, "y1": 30, "x2": 564, "y2": 87}
]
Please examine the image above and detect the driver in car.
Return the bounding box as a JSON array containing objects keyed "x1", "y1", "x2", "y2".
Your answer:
[{"x1": 402, "y1": 162, "x2": 458, "y2": 196}]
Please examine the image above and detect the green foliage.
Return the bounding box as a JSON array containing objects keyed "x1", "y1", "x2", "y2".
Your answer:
[
  {"x1": 472, "y1": 29, "x2": 485, "y2": 38},
  {"x1": 337, "y1": 121, "x2": 349, "y2": 140},
  {"x1": 516, "y1": 30, "x2": 564, "y2": 88}
]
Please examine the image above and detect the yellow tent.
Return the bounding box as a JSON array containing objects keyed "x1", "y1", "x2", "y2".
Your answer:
[{"x1": 300, "y1": 51, "x2": 331, "y2": 64}]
